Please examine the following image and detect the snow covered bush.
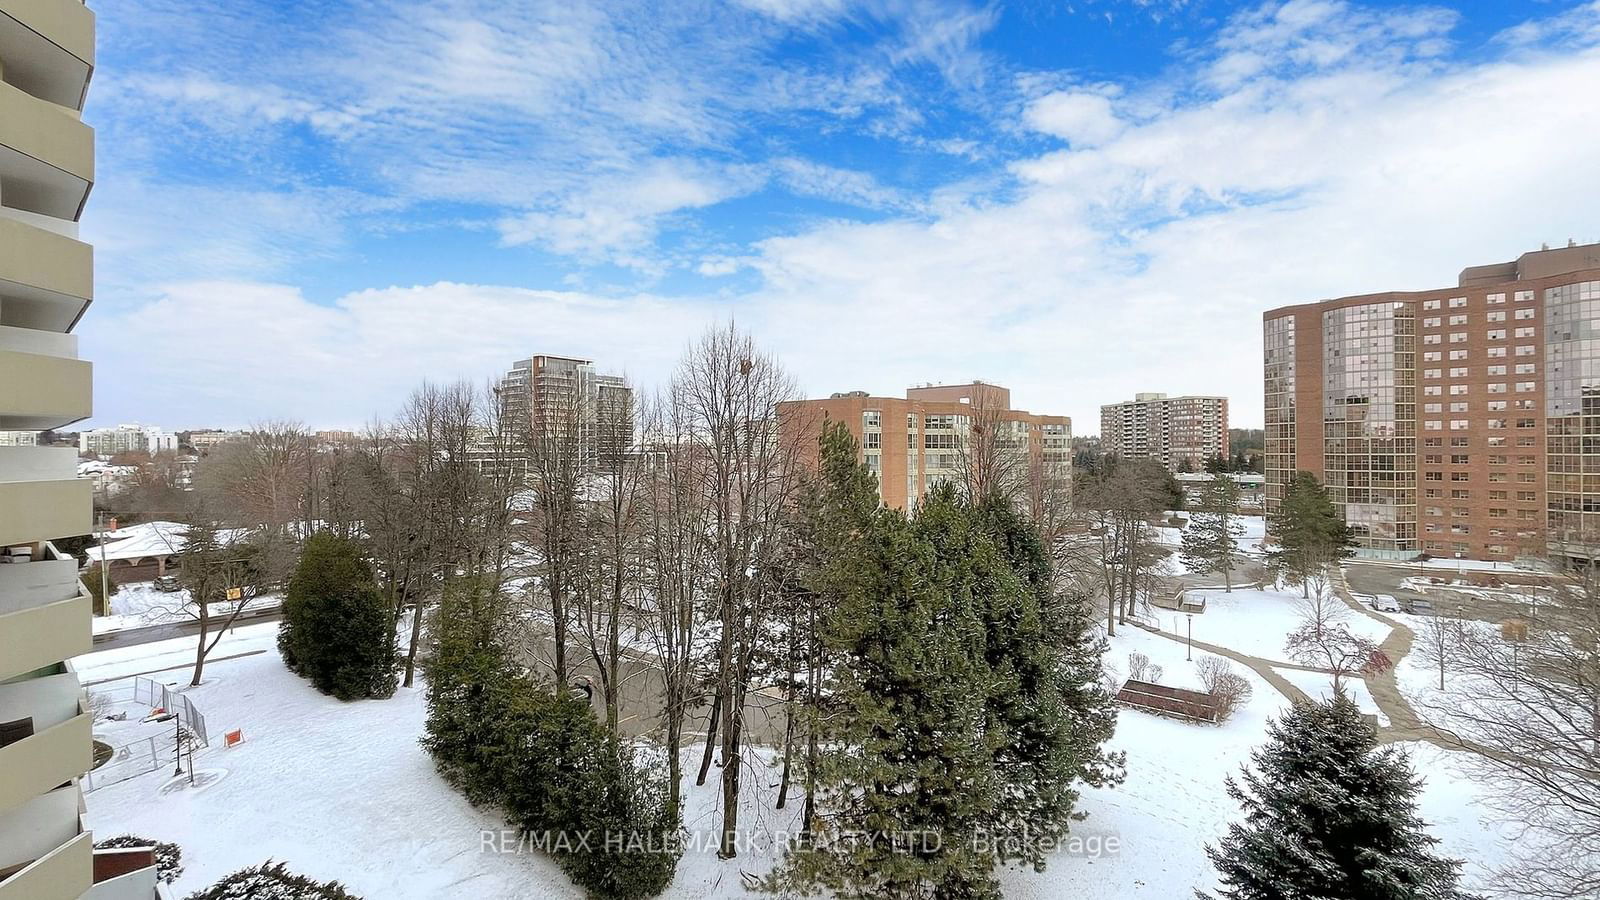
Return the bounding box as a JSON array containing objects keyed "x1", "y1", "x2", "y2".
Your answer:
[
  {"x1": 182, "y1": 859, "x2": 359, "y2": 899},
  {"x1": 278, "y1": 533, "x2": 396, "y2": 701},
  {"x1": 1194, "y1": 656, "x2": 1253, "y2": 723},
  {"x1": 94, "y1": 834, "x2": 183, "y2": 884}
]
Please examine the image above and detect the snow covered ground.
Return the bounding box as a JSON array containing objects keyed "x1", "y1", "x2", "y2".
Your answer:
[
  {"x1": 1180, "y1": 587, "x2": 1391, "y2": 666},
  {"x1": 73, "y1": 613, "x2": 1509, "y2": 899},
  {"x1": 93, "y1": 581, "x2": 282, "y2": 635},
  {"x1": 1268, "y1": 667, "x2": 1388, "y2": 727}
]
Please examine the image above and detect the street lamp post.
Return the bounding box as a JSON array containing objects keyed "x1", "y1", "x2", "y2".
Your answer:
[{"x1": 1186, "y1": 612, "x2": 1194, "y2": 661}]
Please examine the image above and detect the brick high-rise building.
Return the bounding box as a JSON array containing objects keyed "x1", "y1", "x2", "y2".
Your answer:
[
  {"x1": 1, "y1": 0, "x2": 163, "y2": 895},
  {"x1": 1100, "y1": 393, "x2": 1229, "y2": 473},
  {"x1": 778, "y1": 382, "x2": 1071, "y2": 511},
  {"x1": 1263, "y1": 241, "x2": 1600, "y2": 562}
]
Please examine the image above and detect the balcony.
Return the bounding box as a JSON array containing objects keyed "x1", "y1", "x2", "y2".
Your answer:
[
  {"x1": 0, "y1": 706, "x2": 90, "y2": 811},
  {"x1": 0, "y1": 592, "x2": 90, "y2": 681},
  {"x1": 0, "y1": 784, "x2": 80, "y2": 883},
  {"x1": 0, "y1": 447, "x2": 92, "y2": 544},
  {"x1": 0, "y1": 215, "x2": 92, "y2": 331},
  {"x1": 0, "y1": 79, "x2": 93, "y2": 221},
  {"x1": 0, "y1": 0, "x2": 95, "y2": 111},
  {"x1": 0, "y1": 540, "x2": 81, "y2": 616},
  {"x1": 0, "y1": 830, "x2": 91, "y2": 900},
  {"x1": 0, "y1": 344, "x2": 91, "y2": 429}
]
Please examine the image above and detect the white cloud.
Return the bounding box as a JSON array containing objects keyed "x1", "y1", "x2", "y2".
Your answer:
[{"x1": 1024, "y1": 90, "x2": 1125, "y2": 146}]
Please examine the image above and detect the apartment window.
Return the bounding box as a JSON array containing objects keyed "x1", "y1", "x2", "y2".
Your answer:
[
  {"x1": 1425, "y1": 489, "x2": 1442, "y2": 499},
  {"x1": 1489, "y1": 454, "x2": 1509, "y2": 464},
  {"x1": 1488, "y1": 402, "x2": 1507, "y2": 412},
  {"x1": 1451, "y1": 489, "x2": 1471, "y2": 499},
  {"x1": 1516, "y1": 345, "x2": 1536, "y2": 356},
  {"x1": 1424, "y1": 453, "x2": 1443, "y2": 463},
  {"x1": 1487, "y1": 436, "x2": 1508, "y2": 447},
  {"x1": 1487, "y1": 329, "x2": 1507, "y2": 340},
  {"x1": 1451, "y1": 472, "x2": 1470, "y2": 482},
  {"x1": 1424, "y1": 352, "x2": 1442, "y2": 362},
  {"x1": 1516, "y1": 436, "x2": 1536, "y2": 447},
  {"x1": 1450, "y1": 437, "x2": 1469, "y2": 447},
  {"x1": 1515, "y1": 307, "x2": 1536, "y2": 320},
  {"x1": 1449, "y1": 297, "x2": 1468, "y2": 308},
  {"x1": 1488, "y1": 347, "x2": 1507, "y2": 358},
  {"x1": 1515, "y1": 290, "x2": 1534, "y2": 302},
  {"x1": 1424, "y1": 386, "x2": 1443, "y2": 396},
  {"x1": 1449, "y1": 332, "x2": 1468, "y2": 343},
  {"x1": 1450, "y1": 419, "x2": 1469, "y2": 430},
  {"x1": 1488, "y1": 383, "x2": 1507, "y2": 394},
  {"x1": 1449, "y1": 314, "x2": 1468, "y2": 326},
  {"x1": 1449, "y1": 402, "x2": 1468, "y2": 413},
  {"x1": 1488, "y1": 472, "x2": 1508, "y2": 482},
  {"x1": 863, "y1": 431, "x2": 882, "y2": 449},
  {"x1": 1515, "y1": 327, "x2": 1535, "y2": 338},
  {"x1": 1423, "y1": 316, "x2": 1442, "y2": 328},
  {"x1": 1486, "y1": 311, "x2": 1506, "y2": 322},
  {"x1": 1488, "y1": 418, "x2": 1508, "y2": 429},
  {"x1": 1515, "y1": 399, "x2": 1535, "y2": 409},
  {"x1": 865, "y1": 453, "x2": 881, "y2": 473},
  {"x1": 1449, "y1": 349, "x2": 1468, "y2": 360},
  {"x1": 1451, "y1": 454, "x2": 1470, "y2": 464},
  {"x1": 1450, "y1": 384, "x2": 1469, "y2": 395},
  {"x1": 1426, "y1": 525, "x2": 1442, "y2": 535},
  {"x1": 1424, "y1": 437, "x2": 1443, "y2": 447},
  {"x1": 1489, "y1": 508, "x2": 1509, "y2": 519},
  {"x1": 1518, "y1": 454, "x2": 1536, "y2": 465},
  {"x1": 1424, "y1": 404, "x2": 1442, "y2": 414},
  {"x1": 1487, "y1": 293, "x2": 1506, "y2": 305},
  {"x1": 1424, "y1": 299, "x2": 1442, "y2": 310},
  {"x1": 1425, "y1": 369, "x2": 1442, "y2": 379},
  {"x1": 1517, "y1": 491, "x2": 1537, "y2": 501},
  {"x1": 1425, "y1": 472, "x2": 1443, "y2": 481},
  {"x1": 1515, "y1": 363, "x2": 1536, "y2": 375},
  {"x1": 1453, "y1": 507, "x2": 1471, "y2": 518},
  {"x1": 1518, "y1": 472, "x2": 1537, "y2": 483},
  {"x1": 1450, "y1": 367, "x2": 1469, "y2": 378},
  {"x1": 1488, "y1": 491, "x2": 1507, "y2": 500},
  {"x1": 1518, "y1": 509, "x2": 1538, "y2": 520},
  {"x1": 1424, "y1": 421, "x2": 1443, "y2": 431},
  {"x1": 1424, "y1": 334, "x2": 1442, "y2": 345},
  {"x1": 1425, "y1": 506, "x2": 1444, "y2": 517},
  {"x1": 1488, "y1": 365, "x2": 1507, "y2": 375},
  {"x1": 863, "y1": 411, "x2": 881, "y2": 428}
]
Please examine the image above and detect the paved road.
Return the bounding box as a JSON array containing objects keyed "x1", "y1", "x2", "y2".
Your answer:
[{"x1": 90, "y1": 607, "x2": 282, "y2": 652}]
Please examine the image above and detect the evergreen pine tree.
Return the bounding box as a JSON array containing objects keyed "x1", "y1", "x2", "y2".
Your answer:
[
  {"x1": 280, "y1": 532, "x2": 396, "y2": 700},
  {"x1": 1182, "y1": 474, "x2": 1245, "y2": 591},
  {"x1": 1267, "y1": 471, "x2": 1356, "y2": 594},
  {"x1": 1201, "y1": 696, "x2": 1479, "y2": 900}
]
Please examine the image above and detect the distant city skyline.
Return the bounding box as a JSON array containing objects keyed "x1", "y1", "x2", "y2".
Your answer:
[{"x1": 74, "y1": 1, "x2": 1600, "y2": 431}]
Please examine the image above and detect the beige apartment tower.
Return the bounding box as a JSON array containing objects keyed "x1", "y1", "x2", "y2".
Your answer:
[
  {"x1": 1100, "y1": 392, "x2": 1229, "y2": 473},
  {"x1": 1264, "y1": 241, "x2": 1600, "y2": 562},
  {"x1": 779, "y1": 382, "x2": 1071, "y2": 511},
  {"x1": 1, "y1": 1, "x2": 160, "y2": 897}
]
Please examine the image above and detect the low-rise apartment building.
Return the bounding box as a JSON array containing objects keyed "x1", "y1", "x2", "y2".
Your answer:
[{"x1": 778, "y1": 382, "x2": 1071, "y2": 510}]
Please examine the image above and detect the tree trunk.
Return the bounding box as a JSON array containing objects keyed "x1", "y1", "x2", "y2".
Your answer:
[
  {"x1": 665, "y1": 701, "x2": 684, "y2": 821},
  {"x1": 776, "y1": 695, "x2": 795, "y2": 809},
  {"x1": 403, "y1": 592, "x2": 426, "y2": 688},
  {"x1": 696, "y1": 692, "x2": 721, "y2": 786},
  {"x1": 190, "y1": 606, "x2": 209, "y2": 687}
]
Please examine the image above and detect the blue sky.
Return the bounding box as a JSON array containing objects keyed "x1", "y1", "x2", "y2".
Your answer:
[{"x1": 77, "y1": 0, "x2": 1600, "y2": 430}]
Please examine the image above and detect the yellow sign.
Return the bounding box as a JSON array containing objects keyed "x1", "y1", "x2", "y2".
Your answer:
[{"x1": 226, "y1": 587, "x2": 243, "y2": 601}]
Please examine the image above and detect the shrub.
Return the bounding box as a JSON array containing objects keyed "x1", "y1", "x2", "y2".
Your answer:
[
  {"x1": 94, "y1": 834, "x2": 183, "y2": 884},
  {"x1": 1127, "y1": 651, "x2": 1162, "y2": 684},
  {"x1": 279, "y1": 533, "x2": 395, "y2": 700},
  {"x1": 1196, "y1": 656, "x2": 1254, "y2": 723},
  {"x1": 182, "y1": 860, "x2": 359, "y2": 899},
  {"x1": 82, "y1": 564, "x2": 117, "y2": 615}
]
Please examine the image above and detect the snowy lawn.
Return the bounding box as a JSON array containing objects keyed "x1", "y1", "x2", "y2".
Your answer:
[
  {"x1": 1268, "y1": 668, "x2": 1389, "y2": 727},
  {"x1": 74, "y1": 619, "x2": 1506, "y2": 899},
  {"x1": 1182, "y1": 587, "x2": 1391, "y2": 666}
]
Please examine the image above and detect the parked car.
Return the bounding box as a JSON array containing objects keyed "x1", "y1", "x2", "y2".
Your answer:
[
  {"x1": 153, "y1": 574, "x2": 182, "y2": 593},
  {"x1": 1404, "y1": 597, "x2": 1434, "y2": 615},
  {"x1": 1371, "y1": 594, "x2": 1402, "y2": 613}
]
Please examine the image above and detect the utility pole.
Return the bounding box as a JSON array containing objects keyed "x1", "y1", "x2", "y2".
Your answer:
[{"x1": 95, "y1": 511, "x2": 110, "y2": 615}]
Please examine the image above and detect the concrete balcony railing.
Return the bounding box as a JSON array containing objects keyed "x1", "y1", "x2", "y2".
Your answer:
[
  {"x1": 0, "y1": 540, "x2": 82, "y2": 616},
  {"x1": 83, "y1": 853, "x2": 160, "y2": 900},
  {"x1": 0, "y1": 592, "x2": 90, "y2": 681},
  {"x1": 0, "y1": 784, "x2": 79, "y2": 880},
  {"x1": 0, "y1": 216, "x2": 93, "y2": 332},
  {"x1": 0, "y1": 0, "x2": 95, "y2": 111},
  {"x1": 0, "y1": 79, "x2": 94, "y2": 221},
  {"x1": 0, "y1": 346, "x2": 91, "y2": 429},
  {"x1": 0, "y1": 707, "x2": 90, "y2": 812},
  {"x1": 0, "y1": 829, "x2": 91, "y2": 900}
]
